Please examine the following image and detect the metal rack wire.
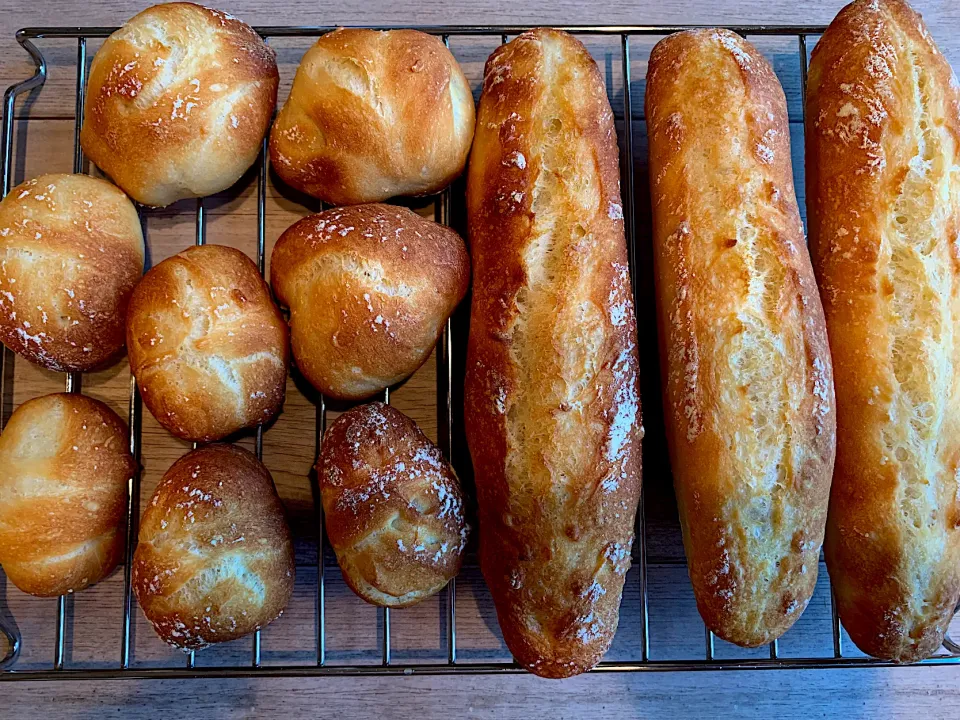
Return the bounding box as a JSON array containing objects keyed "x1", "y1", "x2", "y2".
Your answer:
[{"x1": 0, "y1": 22, "x2": 959, "y2": 681}]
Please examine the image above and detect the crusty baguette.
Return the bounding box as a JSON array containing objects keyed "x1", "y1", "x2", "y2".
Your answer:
[
  {"x1": 646, "y1": 29, "x2": 836, "y2": 647},
  {"x1": 464, "y1": 28, "x2": 642, "y2": 679},
  {"x1": 806, "y1": 0, "x2": 960, "y2": 662}
]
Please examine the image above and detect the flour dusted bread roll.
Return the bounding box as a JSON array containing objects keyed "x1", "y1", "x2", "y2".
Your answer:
[
  {"x1": 127, "y1": 244, "x2": 287, "y2": 442},
  {"x1": 0, "y1": 393, "x2": 135, "y2": 597},
  {"x1": 317, "y1": 403, "x2": 467, "y2": 607},
  {"x1": 271, "y1": 204, "x2": 469, "y2": 401},
  {"x1": 646, "y1": 29, "x2": 835, "y2": 647},
  {"x1": 807, "y1": 0, "x2": 960, "y2": 663},
  {"x1": 270, "y1": 28, "x2": 475, "y2": 205},
  {"x1": 81, "y1": 2, "x2": 278, "y2": 207},
  {"x1": 465, "y1": 29, "x2": 642, "y2": 678},
  {"x1": 134, "y1": 444, "x2": 294, "y2": 651},
  {"x1": 0, "y1": 173, "x2": 144, "y2": 372}
]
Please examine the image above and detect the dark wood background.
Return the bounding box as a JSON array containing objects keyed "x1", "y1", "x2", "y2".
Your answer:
[{"x1": 2, "y1": 1, "x2": 959, "y2": 717}]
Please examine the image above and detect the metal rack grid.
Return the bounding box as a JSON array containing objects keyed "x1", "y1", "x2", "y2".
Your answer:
[{"x1": 0, "y1": 22, "x2": 958, "y2": 681}]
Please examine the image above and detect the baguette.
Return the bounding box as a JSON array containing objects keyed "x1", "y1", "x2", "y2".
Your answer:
[
  {"x1": 806, "y1": 0, "x2": 960, "y2": 662},
  {"x1": 464, "y1": 28, "x2": 642, "y2": 679},
  {"x1": 646, "y1": 29, "x2": 836, "y2": 647}
]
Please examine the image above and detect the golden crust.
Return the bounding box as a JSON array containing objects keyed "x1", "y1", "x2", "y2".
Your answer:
[
  {"x1": 317, "y1": 403, "x2": 467, "y2": 608},
  {"x1": 133, "y1": 444, "x2": 294, "y2": 651},
  {"x1": 464, "y1": 28, "x2": 642, "y2": 679},
  {"x1": 646, "y1": 29, "x2": 836, "y2": 647},
  {"x1": 270, "y1": 204, "x2": 469, "y2": 401},
  {"x1": 0, "y1": 393, "x2": 136, "y2": 597},
  {"x1": 0, "y1": 173, "x2": 144, "y2": 372},
  {"x1": 269, "y1": 28, "x2": 475, "y2": 205},
  {"x1": 806, "y1": 0, "x2": 960, "y2": 662},
  {"x1": 126, "y1": 244, "x2": 288, "y2": 443},
  {"x1": 81, "y1": 2, "x2": 278, "y2": 207}
]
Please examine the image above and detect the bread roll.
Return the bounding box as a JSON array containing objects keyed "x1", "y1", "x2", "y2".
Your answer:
[
  {"x1": 269, "y1": 28, "x2": 475, "y2": 205},
  {"x1": 271, "y1": 204, "x2": 469, "y2": 401},
  {"x1": 464, "y1": 29, "x2": 642, "y2": 678},
  {"x1": 0, "y1": 393, "x2": 135, "y2": 597},
  {"x1": 0, "y1": 173, "x2": 144, "y2": 372},
  {"x1": 126, "y1": 244, "x2": 287, "y2": 442},
  {"x1": 646, "y1": 29, "x2": 836, "y2": 648},
  {"x1": 806, "y1": 0, "x2": 960, "y2": 662},
  {"x1": 317, "y1": 403, "x2": 467, "y2": 607},
  {"x1": 133, "y1": 444, "x2": 294, "y2": 651},
  {"x1": 81, "y1": 2, "x2": 278, "y2": 207}
]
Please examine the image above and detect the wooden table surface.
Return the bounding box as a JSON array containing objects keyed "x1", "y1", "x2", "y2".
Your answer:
[{"x1": 2, "y1": 0, "x2": 960, "y2": 717}]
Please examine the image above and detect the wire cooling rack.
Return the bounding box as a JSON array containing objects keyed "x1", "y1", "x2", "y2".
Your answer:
[{"x1": 0, "y1": 23, "x2": 958, "y2": 681}]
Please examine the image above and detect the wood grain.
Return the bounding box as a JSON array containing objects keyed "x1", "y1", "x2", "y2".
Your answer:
[{"x1": 2, "y1": 1, "x2": 960, "y2": 718}]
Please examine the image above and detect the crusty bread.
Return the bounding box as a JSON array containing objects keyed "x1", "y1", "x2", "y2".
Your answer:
[
  {"x1": 133, "y1": 444, "x2": 294, "y2": 651},
  {"x1": 270, "y1": 204, "x2": 469, "y2": 401},
  {"x1": 464, "y1": 29, "x2": 642, "y2": 679},
  {"x1": 126, "y1": 244, "x2": 288, "y2": 443},
  {"x1": 0, "y1": 173, "x2": 144, "y2": 372},
  {"x1": 0, "y1": 393, "x2": 136, "y2": 597},
  {"x1": 81, "y1": 2, "x2": 278, "y2": 207},
  {"x1": 646, "y1": 29, "x2": 836, "y2": 647},
  {"x1": 806, "y1": 0, "x2": 960, "y2": 663},
  {"x1": 317, "y1": 402, "x2": 467, "y2": 608},
  {"x1": 269, "y1": 28, "x2": 475, "y2": 205}
]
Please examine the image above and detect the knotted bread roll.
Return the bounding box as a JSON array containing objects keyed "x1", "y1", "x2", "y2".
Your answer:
[
  {"x1": 126, "y1": 244, "x2": 288, "y2": 442},
  {"x1": 0, "y1": 173, "x2": 144, "y2": 372},
  {"x1": 0, "y1": 393, "x2": 136, "y2": 597},
  {"x1": 133, "y1": 444, "x2": 294, "y2": 651},
  {"x1": 270, "y1": 28, "x2": 475, "y2": 205},
  {"x1": 317, "y1": 403, "x2": 467, "y2": 607},
  {"x1": 81, "y1": 2, "x2": 278, "y2": 207},
  {"x1": 270, "y1": 204, "x2": 469, "y2": 400}
]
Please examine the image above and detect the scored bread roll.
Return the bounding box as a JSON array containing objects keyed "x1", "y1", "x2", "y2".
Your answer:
[
  {"x1": 317, "y1": 403, "x2": 467, "y2": 607},
  {"x1": 126, "y1": 244, "x2": 288, "y2": 442},
  {"x1": 0, "y1": 393, "x2": 136, "y2": 597},
  {"x1": 270, "y1": 28, "x2": 475, "y2": 205},
  {"x1": 134, "y1": 444, "x2": 294, "y2": 651},
  {"x1": 465, "y1": 29, "x2": 642, "y2": 678},
  {"x1": 646, "y1": 30, "x2": 836, "y2": 647},
  {"x1": 81, "y1": 2, "x2": 278, "y2": 207},
  {"x1": 270, "y1": 204, "x2": 469, "y2": 401},
  {"x1": 0, "y1": 173, "x2": 144, "y2": 372},
  {"x1": 807, "y1": 0, "x2": 960, "y2": 662}
]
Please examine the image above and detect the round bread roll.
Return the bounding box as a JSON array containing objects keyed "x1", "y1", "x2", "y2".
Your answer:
[
  {"x1": 126, "y1": 244, "x2": 288, "y2": 442},
  {"x1": 133, "y1": 444, "x2": 294, "y2": 651},
  {"x1": 269, "y1": 28, "x2": 476, "y2": 205},
  {"x1": 0, "y1": 393, "x2": 136, "y2": 597},
  {"x1": 317, "y1": 403, "x2": 468, "y2": 607},
  {"x1": 270, "y1": 204, "x2": 469, "y2": 400},
  {"x1": 0, "y1": 173, "x2": 144, "y2": 372},
  {"x1": 81, "y1": 2, "x2": 278, "y2": 207}
]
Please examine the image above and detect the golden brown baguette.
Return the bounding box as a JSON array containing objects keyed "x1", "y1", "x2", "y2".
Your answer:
[
  {"x1": 646, "y1": 29, "x2": 836, "y2": 647},
  {"x1": 465, "y1": 28, "x2": 642, "y2": 679},
  {"x1": 806, "y1": 0, "x2": 960, "y2": 662}
]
